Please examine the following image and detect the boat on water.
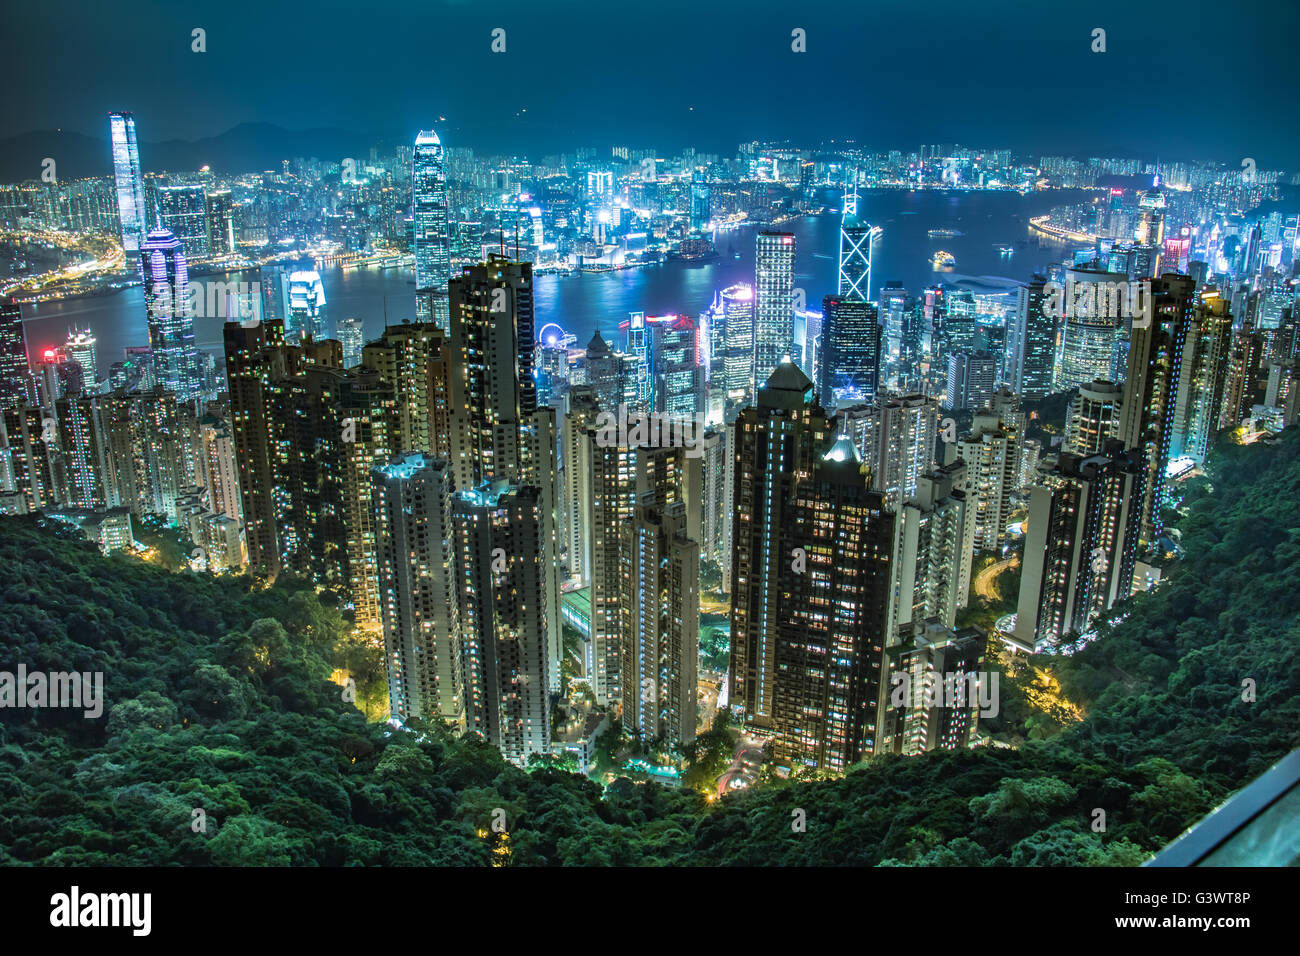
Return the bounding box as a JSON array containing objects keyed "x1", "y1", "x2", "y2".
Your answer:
[
  {"x1": 928, "y1": 228, "x2": 964, "y2": 238},
  {"x1": 670, "y1": 237, "x2": 719, "y2": 263},
  {"x1": 931, "y1": 250, "x2": 957, "y2": 269}
]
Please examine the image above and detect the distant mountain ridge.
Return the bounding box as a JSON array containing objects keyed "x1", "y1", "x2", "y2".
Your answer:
[{"x1": 0, "y1": 123, "x2": 383, "y2": 183}]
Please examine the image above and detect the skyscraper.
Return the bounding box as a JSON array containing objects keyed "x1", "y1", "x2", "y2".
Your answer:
[
  {"x1": 892, "y1": 463, "x2": 974, "y2": 636},
  {"x1": 620, "y1": 499, "x2": 699, "y2": 748},
  {"x1": 0, "y1": 298, "x2": 30, "y2": 410},
  {"x1": 819, "y1": 295, "x2": 882, "y2": 409},
  {"x1": 157, "y1": 185, "x2": 210, "y2": 259},
  {"x1": 61, "y1": 330, "x2": 98, "y2": 389},
  {"x1": 1014, "y1": 443, "x2": 1143, "y2": 650},
  {"x1": 585, "y1": 435, "x2": 699, "y2": 709},
  {"x1": 205, "y1": 189, "x2": 234, "y2": 256},
  {"x1": 944, "y1": 350, "x2": 997, "y2": 412},
  {"x1": 0, "y1": 405, "x2": 58, "y2": 511},
  {"x1": 837, "y1": 185, "x2": 877, "y2": 302},
  {"x1": 720, "y1": 283, "x2": 755, "y2": 401},
  {"x1": 1065, "y1": 379, "x2": 1122, "y2": 457},
  {"x1": 624, "y1": 312, "x2": 652, "y2": 409},
  {"x1": 338, "y1": 318, "x2": 364, "y2": 369},
  {"x1": 199, "y1": 414, "x2": 240, "y2": 522},
  {"x1": 223, "y1": 320, "x2": 290, "y2": 575},
  {"x1": 768, "y1": 433, "x2": 895, "y2": 770},
  {"x1": 1218, "y1": 329, "x2": 1263, "y2": 432},
  {"x1": 413, "y1": 130, "x2": 452, "y2": 328},
  {"x1": 650, "y1": 315, "x2": 703, "y2": 419},
  {"x1": 863, "y1": 393, "x2": 940, "y2": 507},
  {"x1": 453, "y1": 481, "x2": 551, "y2": 764},
  {"x1": 561, "y1": 386, "x2": 600, "y2": 585},
  {"x1": 1058, "y1": 268, "x2": 1126, "y2": 392},
  {"x1": 360, "y1": 321, "x2": 450, "y2": 458},
  {"x1": 887, "y1": 621, "x2": 988, "y2": 755},
  {"x1": 580, "y1": 329, "x2": 635, "y2": 413},
  {"x1": 446, "y1": 255, "x2": 561, "y2": 711},
  {"x1": 109, "y1": 112, "x2": 147, "y2": 254},
  {"x1": 1118, "y1": 273, "x2": 1194, "y2": 543},
  {"x1": 1008, "y1": 274, "x2": 1055, "y2": 399},
  {"x1": 730, "y1": 358, "x2": 833, "y2": 734},
  {"x1": 754, "y1": 231, "x2": 796, "y2": 385},
  {"x1": 1170, "y1": 289, "x2": 1232, "y2": 465},
  {"x1": 956, "y1": 409, "x2": 1020, "y2": 553},
  {"x1": 697, "y1": 427, "x2": 727, "y2": 562},
  {"x1": 139, "y1": 227, "x2": 203, "y2": 402},
  {"x1": 372, "y1": 452, "x2": 465, "y2": 728},
  {"x1": 286, "y1": 269, "x2": 328, "y2": 343},
  {"x1": 447, "y1": 257, "x2": 537, "y2": 493}
]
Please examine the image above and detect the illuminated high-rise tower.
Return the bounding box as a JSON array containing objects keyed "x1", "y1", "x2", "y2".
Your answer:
[
  {"x1": 754, "y1": 231, "x2": 796, "y2": 385},
  {"x1": 956, "y1": 409, "x2": 1020, "y2": 553},
  {"x1": 453, "y1": 481, "x2": 551, "y2": 764},
  {"x1": 837, "y1": 182, "x2": 879, "y2": 302},
  {"x1": 62, "y1": 330, "x2": 98, "y2": 388},
  {"x1": 769, "y1": 431, "x2": 895, "y2": 770},
  {"x1": 205, "y1": 189, "x2": 234, "y2": 256},
  {"x1": 730, "y1": 359, "x2": 832, "y2": 735},
  {"x1": 650, "y1": 314, "x2": 703, "y2": 418},
  {"x1": 447, "y1": 255, "x2": 562, "y2": 705},
  {"x1": 625, "y1": 311, "x2": 652, "y2": 409},
  {"x1": 360, "y1": 321, "x2": 451, "y2": 456},
  {"x1": 861, "y1": 393, "x2": 940, "y2": 507},
  {"x1": 819, "y1": 294, "x2": 882, "y2": 408},
  {"x1": 0, "y1": 298, "x2": 31, "y2": 410},
  {"x1": 1014, "y1": 444, "x2": 1143, "y2": 650},
  {"x1": 286, "y1": 269, "x2": 328, "y2": 343},
  {"x1": 1064, "y1": 379, "x2": 1122, "y2": 456},
  {"x1": 372, "y1": 452, "x2": 465, "y2": 728},
  {"x1": 585, "y1": 433, "x2": 699, "y2": 709},
  {"x1": 1057, "y1": 268, "x2": 1126, "y2": 392},
  {"x1": 447, "y1": 256, "x2": 537, "y2": 491},
  {"x1": 157, "y1": 185, "x2": 210, "y2": 259},
  {"x1": 720, "y1": 283, "x2": 755, "y2": 401},
  {"x1": 1118, "y1": 273, "x2": 1194, "y2": 543},
  {"x1": 621, "y1": 499, "x2": 699, "y2": 749},
  {"x1": 338, "y1": 318, "x2": 364, "y2": 369},
  {"x1": 1170, "y1": 289, "x2": 1232, "y2": 465},
  {"x1": 108, "y1": 113, "x2": 148, "y2": 254},
  {"x1": 1008, "y1": 274, "x2": 1055, "y2": 399},
  {"x1": 413, "y1": 129, "x2": 452, "y2": 328},
  {"x1": 139, "y1": 227, "x2": 203, "y2": 402}
]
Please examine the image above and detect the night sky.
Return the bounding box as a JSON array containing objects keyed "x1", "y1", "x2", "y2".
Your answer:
[{"x1": 3, "y1": 0, "x2": 1297, "y2": 164}]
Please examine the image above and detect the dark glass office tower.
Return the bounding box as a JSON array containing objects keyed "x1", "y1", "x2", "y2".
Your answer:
[
  {"x1": 769, "y1": 434, "x2": 895, "y2": 771},
  {"x1": 819, "y1": 294, "x2": 882, "y2": 409},
  {"x1": 1118, "y1": 273, "x2": 1194, "y2": 543},
  {"x1": 0, "y1": 297, "x2": 30, "y2": 410}
]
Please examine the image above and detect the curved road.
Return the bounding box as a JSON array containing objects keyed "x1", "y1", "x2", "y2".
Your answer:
[{"x1": 974, "y1": 555, "x2": 1019, "y2": 601}]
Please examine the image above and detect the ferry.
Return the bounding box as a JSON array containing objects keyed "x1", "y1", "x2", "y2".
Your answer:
[
  {"x1": 931, "y1": 250, "x2": 956, "y2": 269},
  {"x1": 928, "y1": 228, "x2": 964, "y2": 238}
]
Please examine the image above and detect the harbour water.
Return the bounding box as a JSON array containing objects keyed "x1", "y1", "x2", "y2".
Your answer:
[{"x1": 19, "y1": 189, "x2": 1088, "y2": 379}]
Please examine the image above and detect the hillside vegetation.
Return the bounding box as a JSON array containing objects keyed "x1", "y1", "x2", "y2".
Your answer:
[{"x1": 1, "y1": 429, "x2": 1297, "y2": 865}]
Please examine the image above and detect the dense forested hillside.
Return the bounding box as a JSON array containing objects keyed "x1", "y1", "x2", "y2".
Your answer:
[{"x1": 1, "y1": 429, "x2": 1298, "y2": 866}]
